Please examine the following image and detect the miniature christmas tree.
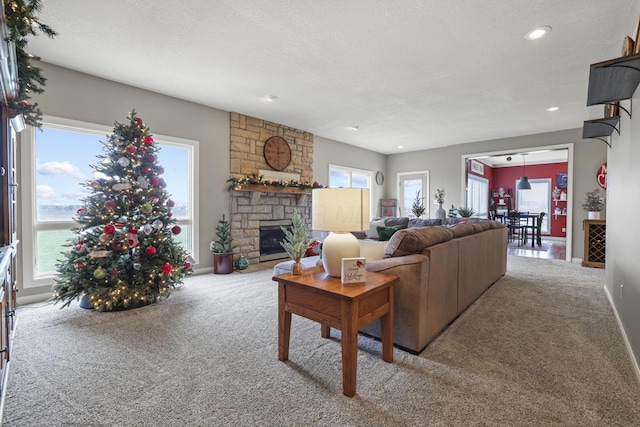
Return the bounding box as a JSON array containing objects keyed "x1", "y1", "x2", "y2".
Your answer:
[
  {"x1": 411, "y1": 190, "x2": 425, "y2": 218},
  {"x1": 52, "y1": 110, "x2": 193, "y2": 311}
]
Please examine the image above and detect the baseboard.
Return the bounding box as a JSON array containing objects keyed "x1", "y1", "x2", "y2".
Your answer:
[{"x1": 603, "y1": 284, "x2": 640, "y2": 386}]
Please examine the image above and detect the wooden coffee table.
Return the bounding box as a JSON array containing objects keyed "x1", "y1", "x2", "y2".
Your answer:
[{"x1": 273, "y1": 266, "x2": 397, "y2": 397}]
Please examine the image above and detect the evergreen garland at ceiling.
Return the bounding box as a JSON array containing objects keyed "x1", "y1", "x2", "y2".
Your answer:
[{"x1": 3, "y1": 0, "x2": 57, "y2": 127}]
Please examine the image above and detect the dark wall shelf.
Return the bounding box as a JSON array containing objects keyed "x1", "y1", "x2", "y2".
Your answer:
[
  {"x1": 587, "y1": 53, "x2": 640, "y2": 105},
  {"x1": 582, "y1": 116, "x2": 620, "y2": 139}
]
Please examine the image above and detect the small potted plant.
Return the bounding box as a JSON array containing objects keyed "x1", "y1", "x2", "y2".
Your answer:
[
  {"x1": 411, "y1": 190, "x2": 426, "y2": 218},
  {"x1": 211, "y1": 214, "x2": 235, "y2": 274},
  {"x1": 582, "y1": 189, "x2": 604, "y2": 219},
  {"x1": 456, "y1": 206, "x2": 476, "y2": 218},
  {"x1": 280, "y1": 209, "x2": 315, "y2": 274}
]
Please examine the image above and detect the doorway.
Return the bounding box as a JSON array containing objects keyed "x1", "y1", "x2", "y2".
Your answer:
[{"x1": 461, "y1": 144, "x2": 573, "y2": 262}]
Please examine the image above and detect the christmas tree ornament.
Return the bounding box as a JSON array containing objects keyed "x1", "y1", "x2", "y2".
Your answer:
[
  {"x1": 143, "y1": 136, "x2": 154, "y2": 146},
  {"x1": 127, "y1": 229, "x2": 140, "y2": 247},
  {"x1": 142, "y1": 166, "x2": 150, "y2": 174},
  {"x1": 146, "y1": 154, "x2": 156, "y2": 163},
  {"x1": 75, "y1": 263, "x2": 85, "y2": 269},
  {"x1": 125, "y1": 144, "x2": 137, "y2": 154},
  {"x1": 88, "y1": 250, "x2": 111, "y2": 258},
  {"x1": 117, "y1": 157, "x2": 130, "y2": 167},
  {"x1": 133, "y1": 263, "x2": 141, "y2": 270},
  {"x1": 112, "y1": 183, "x2": 132, "y2": 191},
  {"x1": 99, "y1": 233, "x2": 109, "y2": 242},
  {"x1": 162, "y1": 263, "x2": 173, "y2": 274},
  {"x1": 137, "y1": 176, "x2": 149, "y2": 189},
  {"x1": 112, "y1": 242, "x2": 125, "y2": 251},
  {"x1": 152, "y1": 219, "x2": 163, "y2": 229},
  {"x1": 93, "y1": 267, "x2": 107, "y2": 279},
  {"x1": 103, "y1": 224, "x2": 116, "y2": 234},
  {"x1": 91, "y1": 180, "x2": 100, "y2": 189},
  {"x1": 143, "y1": 224, "x2": 153, "y2": 235},
  {"x1": 140, "y1": 202, "x2": 152, "y2": 214},
  {"x1": 104, "y1": 200, "x2": 116, "y2": 210},
  {"x1": 134, "y1": 117, "x2": 143, "y2": 126},
  {"x1": 166, "y1": 199, "x2": 175, "y2": 208},
  {"x1": 145, "y1": 246, "x2": 157, "y2": 256},
  {"x1": 150, "y1": 177, "x2": 160, "y2": 187},
  {"x1": 171, "y1": 225, "x2": 181, "y2": 235}
]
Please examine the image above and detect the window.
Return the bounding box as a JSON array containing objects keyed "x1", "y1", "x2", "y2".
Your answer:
[
  {"x1": 466, "y1": 174, "x2": 489, "y2": 218},
  {"x1": 516, "y1": 178, "x2": 551, "y2": 233},
  {"x1": 328, "y1": 164, "x2": 372, "y2": 215},
  {"x1": 21, "y1": 117, "x2": 199, "y2": 289}
]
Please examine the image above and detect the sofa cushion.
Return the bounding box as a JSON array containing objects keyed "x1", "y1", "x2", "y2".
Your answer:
[
  {"x1": 384, "y1": 226, "x2": 454, "y2": 257},
  {"x1": 445, "y1": 222, "x2": 476, "y2": 238},
  {"x1": 470, "y1": 221, "x2": 492, "y2": 232},
  {"x1": 384, "y1": 217, "x2": 410, "y2": 228},
  {"x1": 350, "y1": 231, "x2": 367, "y2": 240},
  {"x1": 488, "y1": 220, "x2": 506, "y2": 229},
  {"x1": 377, "y1": 225, "x2": 406, "y2": 241},
  {"x1": 359, "y1": 239, "x2": 388, "y2": 261},
  {"x1": 305, "y1": 240, "x2": 320, "y2": 257},
  {"x1": 408, "y1": 218, "x2": 442, "y2": 228},
  {"x1": 368, "y1": 219, "x2": 386, "y2": 239}
]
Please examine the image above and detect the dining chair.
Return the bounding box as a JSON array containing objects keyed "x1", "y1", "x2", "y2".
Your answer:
[{"x1": 506, "y1": 211, "x2": 525, "y2": 246}]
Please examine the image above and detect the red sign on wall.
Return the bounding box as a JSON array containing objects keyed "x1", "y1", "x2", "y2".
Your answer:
[{"x1": 597, "y1": 163, "x2": 607, "y2": 189}]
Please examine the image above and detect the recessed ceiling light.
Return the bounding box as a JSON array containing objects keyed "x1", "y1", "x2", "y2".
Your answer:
[
  {"x1": 524, "y1": 26, "x2": 551, "y2": 41},
  {"x1": 351, "y1": 125, "x2": 360, "y2": 131},
  {"x1": 546, "y1": 106, "x2": 559, "y2": 112},
  {"x1": 265, "y1": 95, "x2": 278, "y2": 102},
  {"x1": 397, "y1": 145, "x2": 404, "y2": 149}
]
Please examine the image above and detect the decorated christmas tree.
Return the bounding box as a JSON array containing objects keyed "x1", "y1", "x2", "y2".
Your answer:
[{"x1": 52, "y1": 111, "x2": 193, "y2": 311}]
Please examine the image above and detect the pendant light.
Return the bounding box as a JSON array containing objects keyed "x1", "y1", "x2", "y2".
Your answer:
[{"x1": 517, "y1": 153, "x2": 532, "y2": 190}]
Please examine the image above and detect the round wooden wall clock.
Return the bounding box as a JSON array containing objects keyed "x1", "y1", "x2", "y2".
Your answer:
[{"x1": 264, "y1": 136, "x2": 291, "y2": 171}]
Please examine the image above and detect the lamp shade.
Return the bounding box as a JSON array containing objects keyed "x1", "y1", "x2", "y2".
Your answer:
[
  {"x1": 312, "y1": 188, "x2": 370, "y2": 232},
  {"x1": 517, "y1": 176, "x2": 532, "y2": 190},
  {"x1": 312, "y1": 188, "x2": 370, "y2": 277}
]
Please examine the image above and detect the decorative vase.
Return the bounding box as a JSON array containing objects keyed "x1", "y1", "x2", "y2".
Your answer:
[
  {"x1": 291, "y1": 257, "x2": 304, "y2": 275},
  {"x1": 588, "y1": 211, "x2": 601, "y2": 220},
  {"x1": 435, "y1": 203, "x2": 446, "y2": 220}
]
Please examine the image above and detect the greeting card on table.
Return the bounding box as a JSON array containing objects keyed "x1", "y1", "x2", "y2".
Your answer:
[{"x1": 341, "y1": 257, "x2": 366, "y2": 283}]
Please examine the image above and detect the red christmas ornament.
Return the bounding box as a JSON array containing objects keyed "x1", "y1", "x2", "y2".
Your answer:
[
  {"x1": 20, "y1": 100, "x2": 30, "y2": 107},
  {"x1": 143, "y1": 136, "x2": 154, "y2": 146},
  {"x1": 146, "y1": 154, "x2": 156, "y2": 163},
  {"x1": 171, "y1": 225, "x2": 181, "y2": 235},
  {"x1": 103, "y1": 224, "x2": 116, "y2": 235},
  {"x1": 134, "y1": 117, "x2": 143, "y2": 125},
  {"x1": 184, "y1": 262, "x2": 191, "y2": 270},
  {"x1": 167, "y1": 212, "x2": 173, "y2": 217},
  {"x1": 114, "y1": 222, "x2": 125, "y2": 229},
  {"x1": 76, "y1": 262, "x2": 85, "y2": 269},
  {"x1": 141, "y1": 166, "x2": 150, "y2": 174},
  {"x1": 145, "y1": 246, "x2": 157, "y2": 256},
  {"x1": 125, "y1": 144, "x2": 137, "y2": 154},
  {"x1": 104, "y1": 200, "x2": 116, "y2": 210},
  {"x1": 150, "y1": 177, "x2": 160, "y2": 187},
  {"x1": 166, "y1": 199, "x2": 175, "y2": 208},
  {"x1": 76, "y1": 207, "x2": 86, "y2": 214},
  {"x1": 162, "y1": 263, "x2": 173, "y2": 274},
  {"x1": 113, "y1": 241, "x2": 125, "y2": 251}
]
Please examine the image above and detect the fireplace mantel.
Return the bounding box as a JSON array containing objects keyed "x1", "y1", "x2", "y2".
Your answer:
[{"x1": 233, "y1": 184, "x2": 311, "y2": 205}]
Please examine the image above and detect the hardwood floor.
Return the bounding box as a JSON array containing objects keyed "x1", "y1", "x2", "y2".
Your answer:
[{"x1": 507, "y1": 239, "x2": 566, "y2": 260}]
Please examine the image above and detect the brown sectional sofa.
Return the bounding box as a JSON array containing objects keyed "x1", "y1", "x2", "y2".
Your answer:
[{"x1": 360, "y1": 218, "x2": 507, "y2": 354}]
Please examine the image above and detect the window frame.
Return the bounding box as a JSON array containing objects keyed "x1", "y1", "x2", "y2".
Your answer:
[
  {"x1": 328, "y1": 164, "x2": 373, "y2": 216},
  {"x1": 20, "y1": 116, "x2": 199, "y2": 289}
]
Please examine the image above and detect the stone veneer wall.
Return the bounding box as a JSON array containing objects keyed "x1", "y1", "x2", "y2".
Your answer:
[{"x1": 229, "y1": 113, "x2": 314, "y2": 264}]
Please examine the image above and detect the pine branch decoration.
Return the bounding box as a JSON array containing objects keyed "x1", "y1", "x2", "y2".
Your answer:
[{"x1": 280, "y1": 209, "x2": 314, "y2": 260}]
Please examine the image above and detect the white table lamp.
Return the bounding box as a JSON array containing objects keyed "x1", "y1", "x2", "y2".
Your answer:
[{"x1": 312, "y1": 188, "x2": 370, "y2": 277}]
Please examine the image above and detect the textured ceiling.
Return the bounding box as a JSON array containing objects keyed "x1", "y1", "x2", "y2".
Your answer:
[{"x1": 27, "y1": 1, "x2": 637, "y2": 154}]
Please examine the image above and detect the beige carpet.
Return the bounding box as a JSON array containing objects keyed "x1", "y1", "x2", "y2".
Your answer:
[{"x1": 3, "y1": 256, "x2": 639, "y2": 426}]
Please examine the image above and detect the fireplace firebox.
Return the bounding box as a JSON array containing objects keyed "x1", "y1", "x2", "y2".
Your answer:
[{"x1": 259, "y1": 219, "x2": 292, "y2": 262}]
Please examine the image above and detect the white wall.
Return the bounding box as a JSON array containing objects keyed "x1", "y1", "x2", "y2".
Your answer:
[{"x1": 605, "y1": 2, "x2": 640, "y2": 378}]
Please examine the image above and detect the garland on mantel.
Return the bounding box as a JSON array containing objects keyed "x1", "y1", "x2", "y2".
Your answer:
[{"x1": 227, "y1": 174, "x2": 324, "y2": 192}]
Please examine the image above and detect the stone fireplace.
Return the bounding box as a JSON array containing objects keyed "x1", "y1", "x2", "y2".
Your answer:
[{"x1": 229, "y1": 113, "x2": 314, "y2": 264}]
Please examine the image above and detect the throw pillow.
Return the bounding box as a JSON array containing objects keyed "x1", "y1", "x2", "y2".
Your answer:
[
  {"x1": 377, "y1": 225, "x2": 405, "y2": 241},
  {"x1": 305, "y1": 240, "x2": 320, "y2": 257},
  {"x1": 368, "y1": 219, "x2": 386, "y2": 239}
]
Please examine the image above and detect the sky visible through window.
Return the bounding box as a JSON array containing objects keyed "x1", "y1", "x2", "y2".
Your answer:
[{"x1": 36, "y1": 127, "x2": 188, "y2": 221}]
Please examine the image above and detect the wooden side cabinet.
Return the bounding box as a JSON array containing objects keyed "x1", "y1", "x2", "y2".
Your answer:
[{"x1": 582, "y1": 219, "x2": 606, "y2": 268}]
